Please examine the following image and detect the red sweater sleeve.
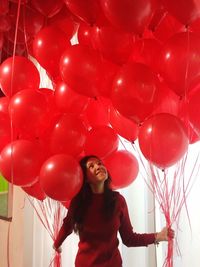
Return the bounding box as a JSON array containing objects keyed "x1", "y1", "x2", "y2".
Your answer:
[
  {"x1": 54, "y1": 208, "x2": 73, "y2": 249},
  {"x1": 118, "y1": 194, "x2": 155, "y2": 247}
]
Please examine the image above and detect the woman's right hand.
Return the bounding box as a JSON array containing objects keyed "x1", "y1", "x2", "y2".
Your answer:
[{"x1": 53, "y1": 244, "x2": 62, "y2": 253}]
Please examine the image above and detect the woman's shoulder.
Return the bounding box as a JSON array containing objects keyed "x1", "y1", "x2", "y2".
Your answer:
[{"x1": 113, "y1": 191, "x2": 126, "y2": 204}]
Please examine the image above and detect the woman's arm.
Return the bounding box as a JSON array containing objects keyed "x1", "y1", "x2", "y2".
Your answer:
[
  {"x1": 53, "y1": 208, "x2": 73, "y2": 250},
  {"x1": 118, "y1": 194, "x2": 174, "y2": 247}
]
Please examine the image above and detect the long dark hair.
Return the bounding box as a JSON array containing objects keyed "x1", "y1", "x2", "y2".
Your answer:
[{"x1": 70, "y1": 155, "x2": 117, "y2": 233}]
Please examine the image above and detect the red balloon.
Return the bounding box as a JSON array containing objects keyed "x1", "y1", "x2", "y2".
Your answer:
[
  {"x1": 60, "y1": 44, "x2": 103, "y2": 97},
  {"x1": 0, "y1": 0, "x2": 9, "y2": 16},
  {"x1": 151, "y1": 81, "x2": 180, "y2": 116},
  {"x1": 129, "y1": 37, "x2": 162, "y2": 73},
  {"x1": 189, "y1": 17, "x2": 200, "y2": 35},
  {"x1": 138, "y1": 113, "x2": 189, "y2": 168},
  {"x1": 0, "y1": 96, "x2": 9, "y2": 115},
  {"x1": 109, "y1": 105, "x2": 139, "y2": 142},
  {"x1": 152, "y1": 12, "x2": 184, "y2": 43},
  {"x1": 9, "y1": 3, "x2": 45, "y2": 37},
  {"x1": 0, "y1": 56, "x2": 40, "y2": 97},
  {"x1": 0, "y1": 33, "x2": 3, "y2": 51},
  {"x1": 100, "y1": 0, "x2": 156, "y2": 34},
  {"x1": 178, "y1": 100, "x2": 200, "y2": 144},
  {"x1": 92, "y1": 25, "x2": 134, "y2": 65},
  {"x1": 0, "y1": 113, "x2": 13, "y2": 151},
  {"x1": 188, "y1": 84, "x2": 200, "y2": 135},
  {"x1": 0, "y1": 140, "x2": 44, "y2": 186},
  {"x1": 162, "y1": 0, "x2": 200, "y2": 25},
  {"x1": 148, "y1": 3, "x2": 166, "y2": 32},
  {"x1": 64, "y1": 0, "x2": 100, "y2": 25},
  {"x1": 159, "y1": 32, "x2": 200, "y2": 96},
  {"x1": 54, "y1": 81, "x2": 89, "y2": 115},
  {"x1": 2, "y1": 37, "x2": 27, "y2": 57},
  {"x1": 61, "y1": 200, "x2": 71, "y2": 209},
  {"x1": 9, "y1": 89, "x2": 49, "y2": 137},
  {"x1": 33, "y1": 26, "x2": 70, "y2": 78},
  {"x1": 22, "y1": 180, "x2": 46, "y2": 201},
  {"x1": 98, "y1": 60, "x2": 119, "y2": 98},
  {"x1": 84, "y1": 125, "x2": 119, "y2": 158},
  {"x1": 31, "y1": 0, "x2": 64, "y2": 18},
  {"x1": 9, "y1": 0, "x2": 28, "y2": 3},
  {"x1": 0, "y1": 15, "x2": 11, "y2": 32},
  {"x1": 111, "y1": 62, "x2": 160, "y2": 123},
  {"x1": 50, "y1": 114, "x2": 87, "y2": 156},
  {"x1": 77, "y1": 22, "x2": 93, "y2": 46},
  {"x1": 39, "y1": 154, "x2": 83, "y2": 201},
  {"x1": 104, "y1": 150, "x2": 139, "y2": 189},
  {"x1": 47, "y1": 6, "x2": 77, "y2": 39},
  {"x1": 82, "y1": 97, "x2": 110, "y2": 128}
]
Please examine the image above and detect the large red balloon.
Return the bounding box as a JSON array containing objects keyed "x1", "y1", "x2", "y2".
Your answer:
[
  {"x1": 129, "y1": 37, "x2": 162, "y2": 73},
  {"x1": 9, "y1": 3, "x2": 45, "y2": 37},
  {"x1": 0, "y1": 96, "x2": 9, "y2": 115},
  {"x1": 9, "y1": 89, "x2": 49, "y2": 137},
  {"x1": 151, "y1": 81, "x2": 180, "y2": 116},
  {"x1": 98, "y1": 60, "x2": 119, "y2": 98},
  {"x1": 92, "y1": 26, "x2": 134, "y2": 65},
  {"x1": 82, "y1": 97, "x2": 110, "y2": 128},
  {"x1": 54, "y1": 81, "x2": 89, "y2": 115},
  {"x1": 47, "y1": 6, "x2": 77, "y2": 39},
  {"x1": 60, "y1": 44, "x2": 103, "y2": 97},
  {"x1": 0, "y1": 56, "x2": 40, "y2": 97},
  {"x1": 178, "y1": 99, "x2": 200, "y2": 144},
  {"x1": 0, "y1": 112, "x2": 15, "y2": 151},
  {"x1": 31, "y1": 0, "x2": 64, "y2": 18},
  {"x1": 50, "y1": 114, "x2": 87, "y2": 156},
  {"x1": 84, "y1": 125, "x2": 119, "y2": 158},
  {"x1": 0, "y1": 140, "x2": 44, "y2": 186},
  {"x1": 0, "y1": 0, "x2": 9, "y2": 16},
  {"x1": 39, "y1": 154, "x2": 83, "y2": 201},
  {"x1": 109, "y1": 105, "x2": 139, "y2": 142},
  {"x1": 33, "y1": 26, "x2": 70, "y2": 78},
  {"x1": 152, "y1": 12, "x2": 184, "y2": 43},
  {"x1": 104, "y1": 150, "x2": 139, "y2": 189},
  {"x1": 64, "y1": 0, "x2": 100, "y2": 25},
  {"x1": 0, "y1": 14, "x2": 11, "y2": 32},
  {"x1": 138, "y1": 113, "x2": 189, "y2": 168},
  {"x1": 188, "y1": 84, "x2": 200, "y2": 135},
  {"x1": 22, "y1": 180, "x2": 46, "y2": 201},
  {"x1": 77, "y1": 22, "x2": 93, "y2": 46},
  {"x1": 100, "y1": 0, "x2": 156, "y2": 34},
  {"x1": 159, "y1": 32, "x2": 200, "y2": 96},
  {"x1": 162, "y1": 0, "x2": 200, "y2": 25},
  {"x1": 111, "y1": 62, "x2": 160, "y2": 123}
]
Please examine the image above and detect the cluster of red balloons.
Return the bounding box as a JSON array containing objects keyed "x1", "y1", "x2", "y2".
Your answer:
[{"x1": 1, "y1": 0, "x2": 200, "y2": 201}]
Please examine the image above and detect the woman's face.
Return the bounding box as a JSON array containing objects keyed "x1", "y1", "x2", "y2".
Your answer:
[{"x1": 86, "y1": 157, "x2": 108, "y2": 185}]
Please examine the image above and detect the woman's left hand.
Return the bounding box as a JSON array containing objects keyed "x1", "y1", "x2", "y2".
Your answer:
[{"x1": 155, "y1": 227, "x2": 175, "y2": 242}]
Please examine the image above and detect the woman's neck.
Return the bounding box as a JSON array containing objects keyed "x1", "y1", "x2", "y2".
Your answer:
[{"x1": 90, "y1": 183, "x2": 104, "y2": 194}]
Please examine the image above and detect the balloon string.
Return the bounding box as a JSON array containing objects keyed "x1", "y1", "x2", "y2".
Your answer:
[
  {"x1": 27, "y1": 196, "x2": 67, "y2": 267},
  {"x1": 121, "y1": 139, "x2": 200, "y2": 267}
]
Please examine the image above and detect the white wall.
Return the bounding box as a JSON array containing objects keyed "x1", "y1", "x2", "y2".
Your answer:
[{"x1": 0, "y1": 187, "x2": 25, "y2": 267}]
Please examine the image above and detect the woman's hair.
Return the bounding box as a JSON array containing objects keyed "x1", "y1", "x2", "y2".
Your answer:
[{"x1": 70, "y1": 155, "x2": 117, "y2": 234}]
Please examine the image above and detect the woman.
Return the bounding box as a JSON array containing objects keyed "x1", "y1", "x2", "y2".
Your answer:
[{"x1": 54, "y1": 155, "x2": 174, "y2": 267}]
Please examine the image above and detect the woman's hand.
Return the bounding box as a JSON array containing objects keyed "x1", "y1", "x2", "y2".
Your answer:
[
  {"x1": 53, "y1": 244, "x2": 62, "y2": 253},
  {"x1": 155, "y1": 227, "x2": 175, "y2": 243}
]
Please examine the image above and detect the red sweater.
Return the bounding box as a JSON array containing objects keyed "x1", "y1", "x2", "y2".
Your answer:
[{"x1": 54, "y1": 192, "x2": 155, "y2": 267}]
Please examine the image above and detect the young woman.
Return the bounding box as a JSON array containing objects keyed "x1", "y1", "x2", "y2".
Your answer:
[{"x1": 53, "y1": 155, "x2": 174, "y2": 267}]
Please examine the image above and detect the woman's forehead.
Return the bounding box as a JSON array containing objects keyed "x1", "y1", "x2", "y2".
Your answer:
[{"x1": 86, "y1": 157, "x2": 101, "y2": 165}]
